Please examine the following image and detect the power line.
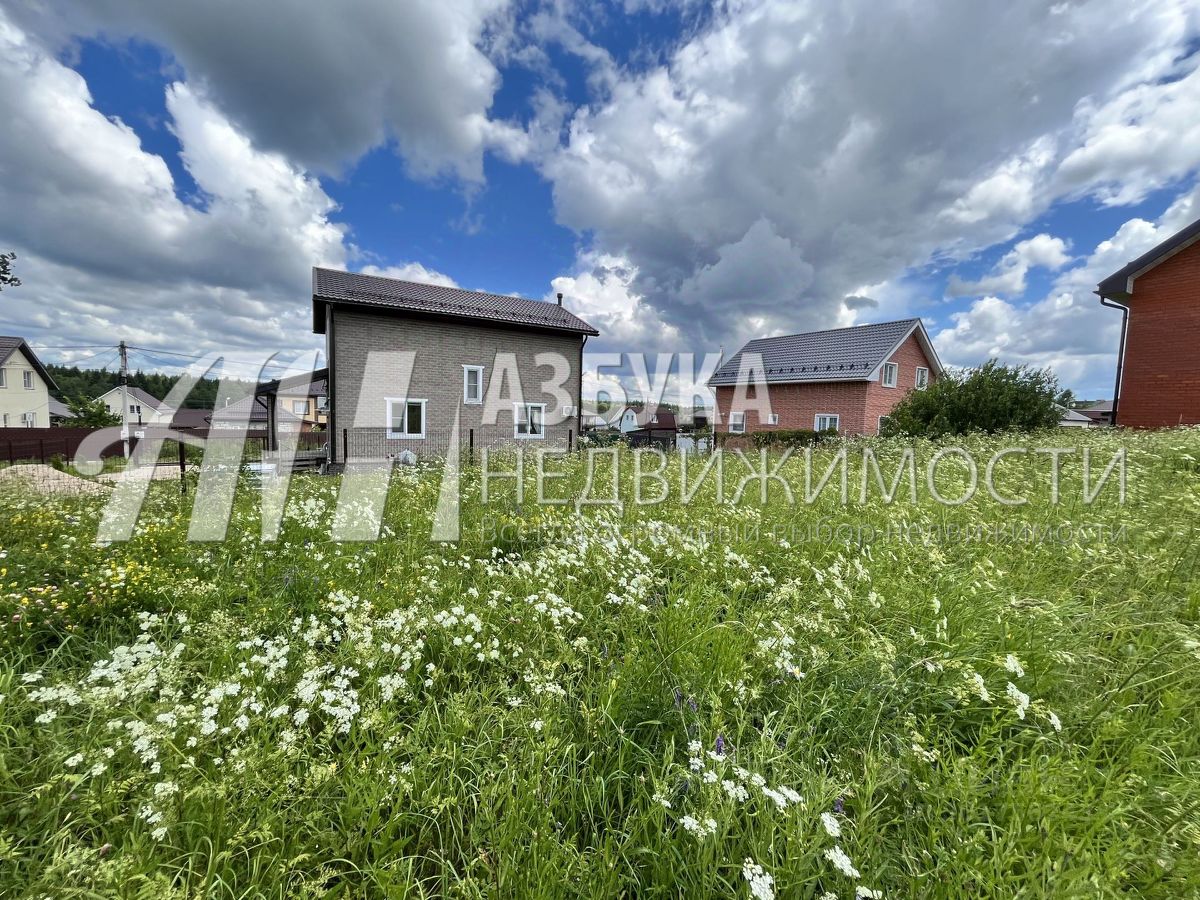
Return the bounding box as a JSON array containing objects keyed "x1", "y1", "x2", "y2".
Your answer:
[
  {"x1": 126, "y1": 345, "x2": 300, "y2": 368},
  {"x1": 31, "y1": 344, "x2": 115, "y2": 351},
  {"x1": 50, "y1": 346, "x2": 121, "y2": 369}
]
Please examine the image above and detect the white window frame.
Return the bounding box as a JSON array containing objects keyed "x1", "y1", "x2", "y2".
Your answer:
[
  {"x1": 878, "y1": 415, "x2": 890, "y2": 431},
  {"x1": 21, "y1": 411, "x2": 36, "y2": 427},
  {"x1": 1, "y1": 413, "x2": 7, "y2": 426},
  {"x1": 386, "y1": 397, "x2": 427, "y2": 439},
  {"x1": 463, "y1": 365, "x2": 484, "y2": 405},
  {"x1": 881, "y1": 362, "x2": 898, "y2": 388},
  {"x1": 0, "y1": 369, "x2": 6, "y2": 388},
  {"x1": 767, "y1": 413, "x2": 780, "y2": 425},
  {"x1": 729, "y1": 411, "x2": 746, "y2": 434},
  {"x1": 23, "y1": 370, "x2": 34, "y2": 390},
  {"x1": 514, "y1": 402, "x2": 545, "y2": 439},
  {"x1": 290, "y1": 399, "x2": 308, "y2": 416},
  {"x1": 915, "y1": 366, "x2": 929, "y2": 390},
  {"x1": 814, "y1": 413, "x2": 840, "y2": 432}
]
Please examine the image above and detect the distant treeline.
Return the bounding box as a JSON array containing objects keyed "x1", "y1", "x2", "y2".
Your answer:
[{"x1": 46, "y1": 365, "x2": 254, "y2": 409}]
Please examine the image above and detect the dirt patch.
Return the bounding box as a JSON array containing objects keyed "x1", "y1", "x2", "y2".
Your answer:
[{"x1": 0, "y1": 463, "x2": 111, "y2": 496}]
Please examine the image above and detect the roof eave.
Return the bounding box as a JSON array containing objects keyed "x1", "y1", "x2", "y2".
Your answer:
[{"x1": 4, "y1": 340, "x2": 58, "y2": 391}]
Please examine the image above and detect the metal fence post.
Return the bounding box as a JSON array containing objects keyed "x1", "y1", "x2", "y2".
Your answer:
[
  {"x1": 342, "y1": 428, "x2": 348, "y2": 464},
  {"x1": 178, "y1": 439, "x2": 187, "y2": 495},
  {"x1": 469, "y1": 427, "x2": 474, "y2": 464}
]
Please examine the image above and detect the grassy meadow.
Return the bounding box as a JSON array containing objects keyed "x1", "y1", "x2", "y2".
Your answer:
[{"x1": 1, "y1": 429, "x2": 1198, "y2": 898}]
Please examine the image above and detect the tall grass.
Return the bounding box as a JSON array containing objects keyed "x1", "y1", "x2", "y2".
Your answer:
[{"x1": 0, "y1": 428, "x2": 1197, "y2": 898}]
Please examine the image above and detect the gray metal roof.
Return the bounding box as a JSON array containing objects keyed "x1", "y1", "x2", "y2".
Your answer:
[
  {"x1": 1097, "y1": 214, "x2": 1200, "y2": 299},
  {"x1": 0, "y1": 336, "x2": 57, "y2": 390},
  {"x1": 312, "y1": 268, "x2": 599, "y2": 336},
  {"x1": 709, "y1": 318, "x2": 928, "y2": 386}
]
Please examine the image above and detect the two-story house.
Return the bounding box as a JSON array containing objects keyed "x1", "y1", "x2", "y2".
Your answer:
[
  {"x1": 312, "y1": 268, "x2": 599, "y2": 463},
  {"x1": 709, "y1": 318, "x2": 942, "y2": 436},
  {"x1": 1097, "y1": 214, "x2": 1200, "y2": 428},
  {"x1": 0, "y1": 336, "x2": 56, "y2": 428}
]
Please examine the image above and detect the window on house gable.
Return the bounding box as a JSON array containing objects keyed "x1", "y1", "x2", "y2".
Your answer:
[
  {"x1": 291, "y1": 400, "x2": 308, "y2": 416},
  {"x1": 23, "y1": 370, "x2": 34, "y2": 390},
  {"x1": 386, "y1": 398, "x2": 426, "y2": 439},
  {"x1": 815, "y1": 413, "x2": 840, "y2": 432},
  {"x1": 514, "y1": 403, "x2": 545, "y2": 438},
  {"x1": 463, "y1": 365, "x2": 484, "y2": 404},
  {"x1": 915, "y1": 367, "x2": 929, "y2": 390},
  {"x1": 881, "y1": 362, "x2": 898, "y2": 388},
  {"x1": 767, "y1": 413, "x2": 780, "y2": 425},
  {"x1": 729, "y1": 411, "x2": 746, "y2": 434},
  {"x1": 21, "y1": 411, "x2": 36, "y2": 427}
]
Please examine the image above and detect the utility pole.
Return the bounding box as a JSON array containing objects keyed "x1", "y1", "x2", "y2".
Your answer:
[{"x1": 119, "y1": 340, "x2": 130, "y2": 460}]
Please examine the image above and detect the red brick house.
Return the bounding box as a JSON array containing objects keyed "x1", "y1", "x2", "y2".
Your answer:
[
  {"x1": 1097, "y1": 215, "x2": 1200, "y2": 428},
  {"x1": 709, "y1": 318, "x2": 942, "y2": 436}
]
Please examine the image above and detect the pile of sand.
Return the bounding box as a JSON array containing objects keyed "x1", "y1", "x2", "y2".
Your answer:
[{"x1": 0, "y1": 463, "x2": 111, "y2": 496}]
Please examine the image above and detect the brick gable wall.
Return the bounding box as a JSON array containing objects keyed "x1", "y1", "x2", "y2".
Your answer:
[
  {"x1": 714, "y1": 331, "x2": 936, "y2": 436},
  {"x1": 1117, "y1": 239, "x2": 1200, "y2": 428}
]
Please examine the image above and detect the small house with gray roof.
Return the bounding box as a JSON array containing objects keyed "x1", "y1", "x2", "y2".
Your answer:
[
  {"x1": 709, "y1": 318, "x2": 942, "y2": 436},
  {"x1": 312, "y1": 267, "x2": 599, "y2": 462}
]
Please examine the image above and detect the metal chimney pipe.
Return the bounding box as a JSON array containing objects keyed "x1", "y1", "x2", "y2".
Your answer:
[{"x1": 556, "y1": 292, "x2": 563, "y2": 306}]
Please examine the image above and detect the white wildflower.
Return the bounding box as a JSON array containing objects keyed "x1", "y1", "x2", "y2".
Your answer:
[
  {"x1": 1006, "y1": 682, "x2": 1031, "y2": 719},
  {"x1": 824, "y1": 845, "x2": 860, "y2": 879},
  {"x1": 821, "y1": 811, "x2": 842, "y2": 837},
  {"x1": 742, "y1": 858, "x2": 775, "y2": 900}
]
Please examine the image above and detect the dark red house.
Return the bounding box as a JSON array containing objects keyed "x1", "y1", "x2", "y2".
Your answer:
[
  {"x1": 1097, "y1": 215, "x2": 1200, "y2": 428},
  {"x1": 710, "y1": 318, "x2": 942, "y2": 436}
]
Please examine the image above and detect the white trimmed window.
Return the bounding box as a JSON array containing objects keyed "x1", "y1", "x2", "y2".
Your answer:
[
  {"x1": 881, "y1": 362, "x2": 898, "y2": 388},
  {"x1": 1, "y1": 413, "x2": 7, "y2": 426},
  {"x1": 729, "y1": 411, "x2": 746, "y2": 434},
  {"x1": 386, "y1": 398, "x2": 426, "y2": 439},
  {"x1": 767, "y1": 413, "x2": 780, "y2": 425},
  {"x1": 514, "y1": 402, "x2": 545, "y2": 438},
  {"x1": 915, "y1": 366, "x2": 929, "y2": 390},
  {"x1": 0, "y1": 369, "x2": 6, "y2": 388},
  {"x1": 21, "y1": 411, "x2": 36, "y2": 427},
  {"x1": 878, "y1": 415, "x2": 890, "y2": 431},
  {"x1": 815, "y1": 413, "x2": 840, "y2": 432},
  {"x1": 23, "y1": 370, "x2": 33, "y2": 390},
  {"x1": 291, "y1": 400, "x2": 308, "y2": 415},
  {"x1": 463, "y1": 365, "x2": 484, "y2": 404}
]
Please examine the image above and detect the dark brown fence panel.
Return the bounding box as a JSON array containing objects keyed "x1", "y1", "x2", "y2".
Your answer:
[{"x1": 0, "y1": 427, "x2": 126, "y2": 465}]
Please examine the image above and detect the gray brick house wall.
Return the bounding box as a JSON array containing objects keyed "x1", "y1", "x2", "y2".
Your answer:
[{"x1": 327, "y1": 307, "x2": 586, "y2": 460}]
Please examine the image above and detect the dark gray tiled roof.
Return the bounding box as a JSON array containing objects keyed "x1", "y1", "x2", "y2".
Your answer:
[
  {"x1": 0, "y1": 335, "x2": 57, "y2": 389},
  {"x1": 710, "y1": 319, "x2": 921, "y2": 386},
  {"x1": 312, "y1": 268, "x2": 599, "y2": 336},
  {"x1": 1097, "y1": 214, "x2": 1200, "y2": 298}
]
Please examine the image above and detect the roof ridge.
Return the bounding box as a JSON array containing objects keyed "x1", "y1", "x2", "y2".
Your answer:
[{"x1": 746, "y1": 317, "x2": 919, "y2": 344}]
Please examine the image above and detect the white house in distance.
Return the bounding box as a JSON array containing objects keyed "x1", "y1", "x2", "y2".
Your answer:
[
  {"x1": 0, "y1": 336, "x2": 56, "y2": 428},
  {"x1": 95, "y1": 385, "x2": 174, "y2": 426}
]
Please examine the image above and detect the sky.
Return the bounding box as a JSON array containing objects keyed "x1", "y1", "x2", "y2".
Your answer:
[{"x1": 2, "y1": 0, "x2": 1199, "y2": 399}]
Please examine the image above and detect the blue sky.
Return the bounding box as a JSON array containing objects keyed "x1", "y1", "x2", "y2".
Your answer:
[{"x1": 2, "y1": 1, "x2": 1200, "y2": 399}]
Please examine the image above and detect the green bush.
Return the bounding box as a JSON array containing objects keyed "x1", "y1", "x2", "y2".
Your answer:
[
  {"x1": 881, "y1": 359, "x2": 1061, "y2": 437},
  {"x1": 751, "y1": 428, "x2": 836, "y2": 447}
]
